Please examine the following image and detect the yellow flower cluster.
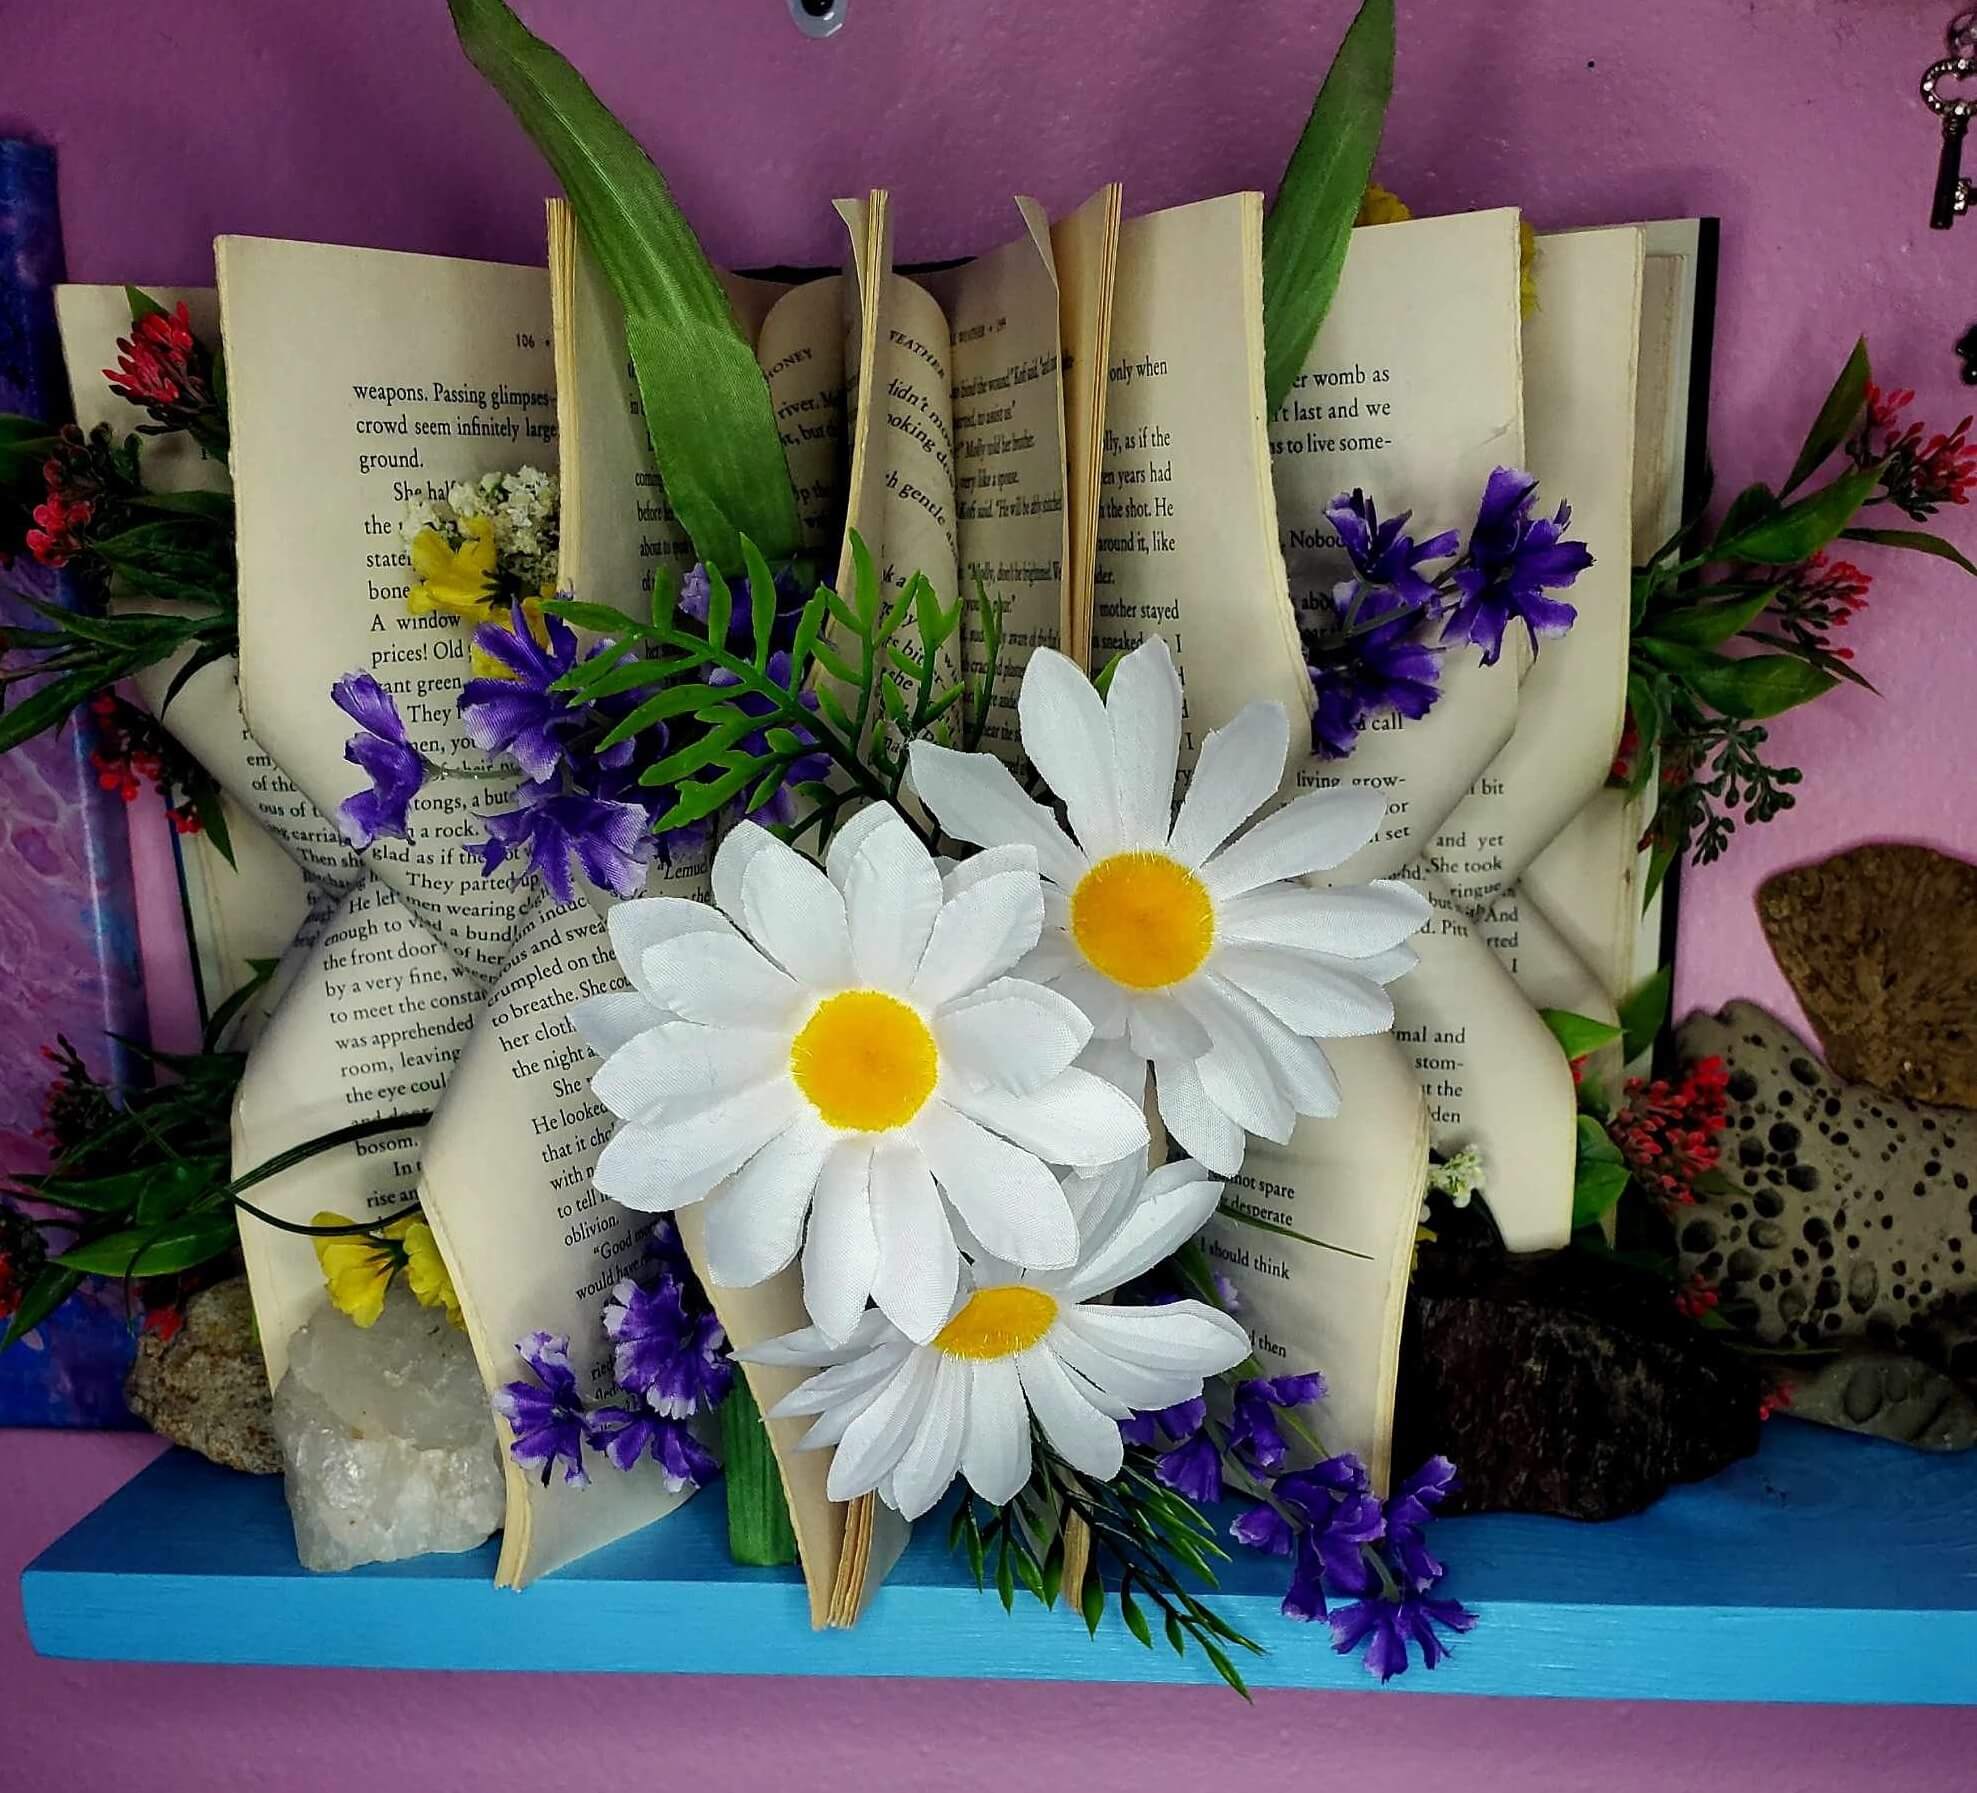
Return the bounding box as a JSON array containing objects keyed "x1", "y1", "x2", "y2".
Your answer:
[
  {"x1": 404, "y1": 517, "x2": 557, "y2": 680},
  {"x1": 312, "y1": 1210, "x2": 462, "y2": 1329},
  {"x1": 1358, "y1": 184, "x2": 1538, "y2": 317}
]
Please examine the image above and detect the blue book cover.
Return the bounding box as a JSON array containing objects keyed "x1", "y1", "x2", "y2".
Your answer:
[{"x1": 0, "y1": 139, "x2": 149, "y2": 1427}]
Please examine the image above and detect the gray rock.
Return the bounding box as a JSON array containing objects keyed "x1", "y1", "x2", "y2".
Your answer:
[
  {"x1": 272, "y1": 1282, "x2": 504, "y2": 1572},
  {"x1": 1782, "y1": 1350, "x2": 1977, "y2": 1450},
  {"x1": 1676, "y1": 1003, "x2": 1977, "y2": 1379},
  {"x1": 124, "y1": 1277, "x2": 280, "y2": 1475}
]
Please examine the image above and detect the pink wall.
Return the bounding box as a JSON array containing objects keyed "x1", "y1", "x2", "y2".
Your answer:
[{"x1": 7, "y1": 0, "x2": 1977, "y2": 1781}]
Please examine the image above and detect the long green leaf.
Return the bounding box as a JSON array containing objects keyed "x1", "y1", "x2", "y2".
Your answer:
[
  {"x1": 1782, "y1": 339, "x2": 1869, "y2": 497},
  {"x1": 1259, "y1": 0, "x2": 1395, "y2": 414},
  {"x1": 1841, "y1": 525, "x2": 1977, "y2": 577},
  {"x1": 448, "y1": 0, "x2": 797, "y2": 569},
  {"x1": 721, "y1": 1375, "x2": 798, "y2": 1566},
  {"x1": 54, "y1": 1209, "x2": 238, "y2": 1279},
  {"x1": 1716, "y1": 463, "x2": 1882, "y2": 565},
  {"x1": 1, "y1": 1266, "x2": 84, "y2": 1352}
]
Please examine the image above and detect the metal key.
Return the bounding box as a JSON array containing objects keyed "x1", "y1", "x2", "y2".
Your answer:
[{"x1": 1924, "y1": 56, "x2": 1977, "y2": 228}]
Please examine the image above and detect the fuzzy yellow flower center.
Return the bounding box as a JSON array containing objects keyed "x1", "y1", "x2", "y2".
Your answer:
[
  {"x1": 1069, "y1": 850, "x2": 1215, "y2": 990},
  {"x1": 933, "y1": 1284, "x2": 1060, "y2": 1360},
  {"x1": 789, "y1": 990, "x2": 938, "y2": 1132}
]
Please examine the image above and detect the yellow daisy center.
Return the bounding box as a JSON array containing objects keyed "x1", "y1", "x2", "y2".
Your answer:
[
  {"x1": 1069, "y1": 850, "x2": 1215, "y2": 990},
  {"x1": 789, "y1": 990, "x2": 938, "y2": 1132},
  {"x1": 933, "y1": 1284, "x2": 1060, "y2": 1360}
]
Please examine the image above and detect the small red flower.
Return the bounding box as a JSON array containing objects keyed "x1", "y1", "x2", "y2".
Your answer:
[
  {"x1": 1855, "y1": 384, "x2": 1977, "y2": 520},
  {"x1": 25, "y1": 488, "x2": 93, "y2": 567},
  {"x1": 1673, "y1": 1272, "x2": 1720, "y2": 1320},
  {"x1": 143, "y1": 1304, "x2": 185, "y2": 1344},
  {"x1": 1758, "y1": 1383, "x2": 1795, "y2": 1422},
  {"x1": 1609, "y1": 1054, "x2": 1730, "y2": 1208}
]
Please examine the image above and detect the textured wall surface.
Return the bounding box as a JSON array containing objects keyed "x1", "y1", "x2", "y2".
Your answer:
[{"x1": 4, "y1": 0, "x2": 1977, "y2": 1782}]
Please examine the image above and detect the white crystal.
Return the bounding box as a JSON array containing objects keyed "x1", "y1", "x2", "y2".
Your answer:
[{"x1": 273, "y1": 1282, "x2": 505, "y2": 1572}]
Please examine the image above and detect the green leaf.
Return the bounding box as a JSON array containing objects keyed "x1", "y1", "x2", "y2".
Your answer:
[
  {"x1": 543, "y1": 598, "x2": 661, "y2": 638},
  {"x1": 789, "y1": 590, "x2": 827, "y2": 681},
  {"x1": 1198, "y1": 1634, "x2": 1252, "y2": 1700},
  {"x1": 1782, "y1": 339, "x2": 1869, "y2": 497},
  {"x1": 188, "y1": 770, "x2": 236, "y2": 869},
  {"x1": 640, "y1": 718, "x2": 763, "y2": 786},
  {"x1": 702, "y1": 557, "x2": 733, "y2": 651},
  {"x1": 203, "y1": 959, "x2": 280, "y2": 1052},
  {"x1": 1840, "y1": 525, "x2": 1977, "y2": 577},
  {"x1": 596, "y1": 678, "x2": 735, "y2": 751},
  {"x1": 1572, "y1": 1156, "x2": 1634, "y2": 1230},
  {"x1": 1164, "y1": 1611, "x2": 1187, "y2": 1657},
  {"x1": 651, "y1": 759, "x2": 762, "y2": 831},
  {"x1": 1716, "y1": 462, "x2": 1882, "y2": 565},
  {"x1": 447, "y1": 0, "x2": 797, "y2": 569},
  {"x1": 1119, "y1": 1580, "x2": 1153, "y2": 1648},
  {"x1": 1643, "y1": 585, "x2": 1775, "y2": 649},
  {"x1": 0, "y1": 666, "x2": 132, "y2": 755},
  {"x1": 129, "y1": 490, "x2": 234, "y2": 524},
  {"x1": 92, "y1": 520, "x2": 234, "y2": 605},
  {"x1": 1618, "y1": 965, "x2": 1673, "y2": 1063},
  {"x1": 1715, "y1": 481, "x2": 1779, "y2": 542},
  {"x1": 963, "y1": 1512, "x2": 986, "y2": 1589},
  {"x1": 994, "y1": 1534, "x2": 1016, "y2": 1612},
  {"x1": 1, "y1": 1266, "x2": 84, "y2": 1352},
  {"x1": 1080, "y1": 1567, "x2": 1106, "y2": 1637},
  {"x1": 1259, "y1": 0, "x2": 1395, "y2": 414},
  {"x1": 1215, "y1": 1199, "x2": 1371, "y2": 1259},
  {"x1": 1687, "y1": 653, "x2": 1837, "y2": 720},
  {"x1": 54, "y1": 1209, "x2": 238, "y2": 1279},
  {"x1": 1540, "y1": 1009, "x2": 1622, "y2": 1061},
  {"x1": 125, "y1": 284, "x2": 170, "y2": 323},
  {"x1": 1010, "y1": 1539, "x2": 1047, "y2": 1605},
  {"x1": 1641, "y1": 836, "x2": 1678, "y2": 910},
  {"x1": 849, "y1": 530, "x2": 882, "y2": 628},
  {"x1": 135, "y1": 1158, "x2": 227, "y2": 1228},
  {"x1": 720, "y1": 1374, "x2": 799, "y2": 1566}
]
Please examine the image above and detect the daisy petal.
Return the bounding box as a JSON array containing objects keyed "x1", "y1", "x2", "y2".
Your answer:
[
  {"x1": 1016, "y1": 1345, "x2": 1124, "y2": 1481},
  {"x1": 1124, "y1": 993, "x2": 1212, "y2": 1063},
  {"x1": 1217, "y1": 880, "x2": 1432, "y2": 958},
  {"x1": 1061, "y1": 1301, "x2": 1250, "y2": 1378},
  {"x1": 946, "y1": 1068, "x2": 1148, "y2": 1173},
  {"x1": 642, "y1": 933, "x2": 800, "y2": 1028},
  {"x1": 790, "y1": 1345, "x2": 917, "y2": 1448},
  {"x1": 839, "y1": 810, "x2": 943, "y2": 989},
  {"x1": 936, "y1": 977, "x2": 1092, "y2": 1094},
  {"x1": 1202, "y1": 974, "x2": 1343, "y2": 1119},
  {"x1": 1350, "y1": 944, "x2": 1420, "y2": 985},
  {"x1": 1050, "y1": 1319, "x2": 1204, "y2": 1411},
  {"x1": 960, "y1": 1357, "x2": 1031, "y2": 1505},
  {"x1": 823, "y1": 801, "x2": 901, "y2": 892},
  {"x1": 1061, "y1": 1153, "x2": 1147, "y2": 1247},
  {"x1": 747, "y1": 1307, "x2": 895, "y2": 1369},
  {"x1": 701, "y1": 1118, "x2": 834, "y2": 1286},
  {"x1": 1063, "y1": 1157, "x2": 1225, "y2": 1300},
  {"x1": 913, "y1": 1102, "x2": 1079, "y2": 1269},
  {"x1": 609, "y1": 897, "x2": 736, "y2": 1000},
  {"x1": 592, "y1": 1022, "x2": 785, "y2": 1124},
  {"x1": 1046, "y1": 963, "x2": 1132, "y2": 1038},
  {"x1": 1152, "y1": 1057, "x2": 1247, "y2": 1178},
  {"x1": 870, "y1": 1142, "x2": 961, "y2": 1343},
  {"x1": 802, "y1": 1140, "x2": 879, "y2": 1345},
  {"x1": 909, "y1": 866, "x2": 1045, "y2": 1009},
  {"x1": 942, "y1": 842, "x2": 1043, "y2": 903},
  {"x1": 1213, "y1": 944, "x2": 1396, "y2": 1037},
  {"x1": 1175, "y1": 981, "x2": 1294, "y2": 1139},
  {"x1": 888, "y1": 1354, "x2": 970, "y2": 1519},
  {"x1": 592, "y1": 1085, "x2": 795, "y2": 1211},
  {"x1": 741, "y1": 833, "x2": 854, "y2": 987},
  {"x1": 1202, "y1": 787, "x2": 1389, "y2": 899},
  {"x1": 908, "y1": 741, "x2": 1088, "y2": 889},
  {"x1": 825, "y1": 1350, "x2": 937, "y2": 1501},
  {"x1": 1105, "y1": 635, "x2": 1184, "y2": 850},
  {"x1": 1166, "y1": 701, "x2": 1290, "y2": 867},
  {"x1": 569, "y1": 990, "x2": 656, "y2": 1057},
  {"x1": 710, "y1": 819, "x2": 778, "y2": 930},
  {"x1": 1019, "y1": 647, "x2": 1122, "y2": 859}
]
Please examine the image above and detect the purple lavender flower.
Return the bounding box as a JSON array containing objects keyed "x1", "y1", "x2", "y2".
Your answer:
[
  {"x1": 459, "y1": 604, "x2": 584, "y2": 781},
  {"x1": 1440, "y1": 466, "x2": 1590, "y2": 667},
  {"x1": 701, "y1": 649, "x2": 831, "y2": 829},
  {"x1": 587, "y1": 1408, "x2": 720, "y2": 1490},
  {"x1": 1382, "y1": 1454, "x2": 1459, "y2": 1589},
  {"x1": 493, "y1": 1331, "x2": 591, "y2": 1488},
  {"x1": 1275, "y1": 1460, "x2": 1386, "y2": 1620},
  {"x1": 1328, "y1": 1588, "x2": 1477, "y2": 1682},
  {"x1": 332, "y1": 670, "x2": 426, "y2": 847},
  {"x1": 680, "y1": 558, "x2": 809, "y2": 657},
  {"x1": 472, "y1": 778, "x2": 652, "y2": 904},
  {"x1": 1155, "y1": 1432, "x2": 1225, "y2": 1504},
  {"x1": 1327, "y1": 488, "x2": 1459, "y2": 613},
  {"x1": 1119, "y1": 1395, "x2": 1207, "y2": 1451},
  {"x1": 603, "y1": 1271, "x2": 733, "y2": 1417},
  {"x1": 1307, "y1": 594, "x2": 1444, "y2": 759},
  {"x1": 1229, "y1": 1371, "x2": 1329, "y2": 1472}
]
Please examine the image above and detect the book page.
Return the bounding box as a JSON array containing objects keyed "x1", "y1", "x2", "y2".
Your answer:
[
  {"x1": 1051, "y1": 185, "x2": 1121, "y2": 673},
  {"x1": 1391, "y1": 872, "x2": 1578, "y2": 1251},
  {"x1": 1092, "y1": 195, "x2": 1309, "y2": 752},
  {"x1": 219, "y1": 236, "x2": 558, "y2": 981},
  {"x1": 1431, "y1": 227, "x2": 1643, "y2": 915},
  {"x1": 1268, "y1": 209, "x2": 1527, "y2": 881},
  {"x1": 229, "y1": 875, "x2": 481, "y2": 1388},
  {"x1": 926, "y1": 199, "x2": 1068, "y2": 761},
  {"x1": 755, "y1": 275, "x2": 849, "y2": 562},
  {"x1": 1198, "y1": 1036, "x2": 1427, "y2": 1492}
]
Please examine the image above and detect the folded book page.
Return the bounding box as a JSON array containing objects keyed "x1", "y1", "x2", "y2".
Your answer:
[{"x1": 1050, "y1": 185, "x2": 1122, "y2": 675}]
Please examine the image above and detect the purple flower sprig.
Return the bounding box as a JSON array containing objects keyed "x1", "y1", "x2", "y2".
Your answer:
[
  {"x1": 1302, "y1": 470, "x2": 1591, "y2": 760},
  {"x1": 333, "y1": 671, "x2": 429, "y2": 848},
  {"x1": 493, "y1": 1219, "x2": 731, "y2": 1493}
]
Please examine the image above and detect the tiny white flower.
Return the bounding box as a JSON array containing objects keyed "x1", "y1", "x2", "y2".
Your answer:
[
  {"x1": 574, "y1": 811, "x2": 1150, "y2": 1346},
  {"x1": 747, "y1": 1155, "x2": 1250, "y2": 1519},
  {"x1": 908, "y1": 637, "x2": 1430, "y2": 1177}
]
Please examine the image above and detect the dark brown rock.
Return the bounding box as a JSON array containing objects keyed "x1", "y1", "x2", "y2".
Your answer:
[{"x1": 1395, "y1": 1223, "x2": 1760, "y2": 1520}]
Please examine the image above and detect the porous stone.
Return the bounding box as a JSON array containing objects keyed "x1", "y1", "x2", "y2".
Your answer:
[
  {"x1": 272, "y1": 1282, "x2": 503, "y2": 1572},
  {"x1": 1783, "y1": 1350, "x2": 1977, "y2": 1450},
  {"x1": 1675, "y1": 1003, "x2": 1977, "y2": 1377},
  {"x1": 1396, "y1": 1219, "x2": 1760, "y2": 1520},
  {"x1": 1758, "y1": 843, "x2": 1977, "y2": 1109},
  {"x1": 123, "y1": 1277, "x2": 280, "y2": 1475}
]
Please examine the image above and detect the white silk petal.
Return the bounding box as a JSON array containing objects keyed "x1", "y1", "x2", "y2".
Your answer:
[
  {"x1": 1211, "y1": 944, "x2": 1396, "y2": 1038},
  {"x1": 1201, "y1": 786, "x2": 1388, "y2": 898},
  {"x1": 1018, "y1": 646, "x2": 1122, "y2": 859},
  {"x1": 960, "y1": 1357, "x2": 1032, "y2": 1505},
  {"x1": 1151, "y1": 1056, "x2": 1246, "y2": 1178},
  {"x1": 842, "y1": 811, "x2": 944, "y2": 989},
  {"x1": 942, "y1": 842, "x2": 1047, "y2": 902},
  {"x1": 1124, "y1": 992, "x2": 1213, "y2": 1064},
  {"x1": 936, "y1": 978, "x2": 1091, "y2": 1094},
  {"x1": 869, "y1": 1142, "x2": 961, "y2": 1344},
  {"x1": 1216, "y1": 879, "x2": 1432, "y2": 958},
  {"x1": 887, "y1": 1354, "x2": 971, "y2": 1519},
  {"x1": 802, "y1": 1140, "x2": 879, "y2": 1346},
  {"x1": 1105, "y1": 635, "x2": 1185, "y2": 850},
  {"x1": 1201, "y1": 973, "x2": 1342, "y2": 1120},
  {"x1": 948, "y1": 1068, "x2": 1148, "y2": 1173},
  {"x1": 1049, "y1": 1320, "x2": 1201, "y2": 1410},
  {"x1": 1060, "y1": 1301, "x2": 1250, "y2": 1378},
  {"x1": 1165, "y1": 701, "x2": 1290, "y2": 867},
  {"x1": 711, "y1": 819, "x2": 778, "y2": 931},
  {"x1": 1062, "y1": 1156, "x2": 1225, "y2": 1300},
  {"x1": 825, "y1": 1350, "x2": 938, "y2": 1501},
  {"x1": 823, "y1": 801, "x2": 901, "y2": 892},
  {"x1": 621, "y1": 1082, "x2": 802, "y2": 1199},
  {"x1": 641, "y1": 933, "x2": 800, "y2": 1028},
  {"x1": 569, "y1": 990, "x2": 658, "y2": 1057},
  {"x1": 1016, "y1": 1344, "x2": 1124, "y2": 1481},
  {"x1": 593, "y1": 1099, "x2": 788, "y2": 1212},
  {"x1": 1175, "y1": 980, "x2": 1294, "y2": 1139},
  {"x1": 608, "y1": 896, "x2": 735, "y2": 1000},
  {"x1": 908, "y1": 867, "x2": 1045, "y2": 1010},
  {"x1": 700, "y1": 1117, "x2": 834, "y2": 1287},
  {"x1": 740, "y1": 832, "x2": 854, "y2": 988},
  {"x1": 745, "y1": 1306, "x2": 896, "y2": 1369},
  {"x1": 913, "y1": 1102, "x2": 1079, "y2": 1269},
  {"x1": 1047, "y1": 963, "x2": 1133, "y2": 1038},
  {"x1": 591, "y1": 1021, "x2": 785, "y2": 1124},
  {"x1": 907, "y1": 741, "x2": 1089, "y2": 889}
]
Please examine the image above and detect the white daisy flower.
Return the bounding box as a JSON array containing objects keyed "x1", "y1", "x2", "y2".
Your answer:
[
  {"x1": 572, "y1": 811, "x2": 1150, "y2": 1346},
  {"x1": 907, "y1": 636, "x2": 1430, "y2": 1177},
  {"x1": 745, "y1": 1155, "x2": 1250, "y2": 1519}
]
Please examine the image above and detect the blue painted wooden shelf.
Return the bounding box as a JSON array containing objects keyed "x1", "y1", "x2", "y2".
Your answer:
[{"x1": 22, "y1": 1419, "x2": 1977, "y2": 1700}]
